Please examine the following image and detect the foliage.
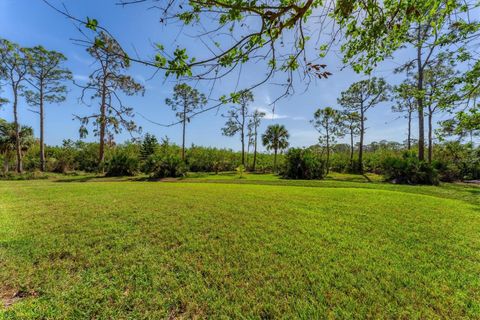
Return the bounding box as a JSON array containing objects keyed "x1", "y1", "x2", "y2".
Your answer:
[
  {"x1": 140, "y1": 133, "x2": 159, "y2": 160},
  {"x1": 186, "y1": 145, "x2": 239, "y2": 172},
  {"x1": 262, "y1": 124, "x2": 289, "y2": 172},
  {"x1": 45, "y1": 140, "x2": 77, "y2": 173},
  {"x1": 0, "y1": 119, "x2": 35, "y2": 172},
  {"x1": 438, "y1": 107, "x2": 480, "y2": 141},
  {"x1": 311, "y1": 107, "x2": 344, "y2": 173},
  {"x1": 338, "y1": 77, "x2": 390, "y2": 172},
  {"x1": 283, "y1": 147, "x2": 325, "y2": 180},
  {"x1": 235, "y1": 164, "x2": 245, "y2": 178},
  {"x1": 148, "y1": 153, "x2": 187, "y2": 178},
  {"x1": 76, "y1": 32, "x2": 144, "y2": 164},
  {"x1": 382, "y1": 151, "x2": 439, "y2": 185},
  {"x1": 341, "y1": 111, "x2": 361, "y2": 172},
  {"x1": 433, "y1": 141, "x2": 480, "y2": 181},
  {"x1": 336, "y1": 1, "x2": 470, "y2": 73},
  {"x1": 221, "y1": 90, "x2": 253, "y2": 165},
  {"x1": 392, "y1": 81, "x2": 416, "y2": 149},
  {"x1": 247, "y1": 109, "x2": 265, "y2": 171},
  {"x1": 105, "y1": 147, "x2": 139, "y2": 177},
  {"x1": 0, "y1": 38, "x2": 30, "y2": 172},
  {"x1": 166, "y1": 83, "x2": 207, "y2": 160},
  {"x1": 23, "y1": 45, "x2": 72, "y2": 171}
]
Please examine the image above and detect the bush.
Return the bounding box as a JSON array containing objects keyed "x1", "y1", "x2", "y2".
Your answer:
[
  {"x1": 145, "y1": 153, "x2": 187, "y2": 178},
  {"x1": 186, "y1": 145, "x2": 239, "y2": 172},
  {"x1": 382, "y1": 152, "x2": 439, "y2": 185},
  {"x1": 329, "y1": 153, "x2": 351, "y2": 173},
  {"x1": 75, "y1": 142, "x2": 100, "y2": 172},
  {"x1": 434, "y1": 142, "x2": 480, "y2": 181},
  {"x1": 282, "y1": 148, "x2": 325, "y2": 180},
  {"x1": 47, "y1": 145, "x2": 77, "y2": 173},
  {"x1": 105, "y1": 149, "x2": 139, "y2": 177},
  {"x1": 432, "y1": 160, "x2": 461, "y2": 182}
]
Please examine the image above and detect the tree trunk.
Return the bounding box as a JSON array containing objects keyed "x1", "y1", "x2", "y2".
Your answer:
[
  {"x1": 350, "y1": 129, "x2": 354, "y2": 170},
  {"x1": 246, "y1": 138, "x2": 250, "y2": 169},
  {"x1": 358, "y1": 108, "x2": 364, "y2": 174},
  {"x1": 416, "y1": 27, "x2": 425, "y2": 161},
  {"x1": 273, "y1": 148, "x2": 278, "y2": 173},
  {"x1": 241, "y1": 104, "x2": 245, "y2": 166},
  {"x1": 326, "y1": 124, "x2": 330, "y2": 175},
  {"x1": 407, "y1": 110, "x2": 412, "y2": 150},
  {"x1": 252, "y1": 127, "x2": 258, "y2": 172},
  {"x1": 39, "y1": 84, "x2": 45, "y2": 172},
  {"x1": 13, "y1": 86, "x2": 22, "y2": 173},
  {"x1": 182, "y1": 106, "x2": 186, "y2": 161},
  {"x1": 428, "y1": 111, "x2": 433, "y2": 163},
  {"x1": 240, "y1": 130, "x2": 245, "y2": 166},
  {"x1": 98, "y1": 86, "x2": 107, "y2": 168}
]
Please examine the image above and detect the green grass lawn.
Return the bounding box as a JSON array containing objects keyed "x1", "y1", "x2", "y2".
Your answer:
[{"x1": 1, "y1": 174, "x2": 479, "y2": 318}]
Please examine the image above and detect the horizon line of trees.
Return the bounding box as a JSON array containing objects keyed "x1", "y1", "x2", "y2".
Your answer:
[{"x1": 2, "y1": 125, "x2": 478, "y2": 184}]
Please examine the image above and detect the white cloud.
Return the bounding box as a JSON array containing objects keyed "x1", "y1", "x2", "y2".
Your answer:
[
  {"x1": 292, "y1": 116, "x2": 307, "y2": 121},
  {"x1": 253, "y1": 107, "x2": 289, "y2": 120},
  {"x1": 72, "y1": 53, "x2": 92, "y2": 66},
  {"x1": 73, "y1": 74, "x2": 89, "y2": 82}
]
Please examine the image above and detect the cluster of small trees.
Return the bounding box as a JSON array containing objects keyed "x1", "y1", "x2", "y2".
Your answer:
[
  {"x1": 312, "y1": 65, "x2": 475, "y2": 178},
  {"x1": 0, "y1": 40, "x2": 71, "y2": 173},
  {"x1": 0, "y1": 34, "x2": 146, "y2": 174}
]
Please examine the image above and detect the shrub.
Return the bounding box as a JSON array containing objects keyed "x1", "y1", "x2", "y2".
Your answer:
[
  {"x1": 236, "y1": 164, "x2": 245, "y2": 178},
  {"x1": 105, "y1": 149, "x2": 139, "y2": 177},
  {"x1": 140, "y1": 133, "x2": 158, "y2": 160},
  {"x1": 282, "y1": 148, "x2": 325, "y2": 180},
  {"x1": 434, "y1": 142, "x2": 480, "y2": 181},
  {"x1": 146, "y1": 153, "x2": 187, "y2": 178},
  {"x1": 186, "y1": 145, "x2": 239, "y2": 172},
  {"x1": 432, "y1": 160, "x2": 461, "y2": 182},
  {"x1": 47, "y1": 145, "x2": 77, "y2": 173},
  {"x1": 382, "y1": 152, "x2": 439, "y2": 185},
  {"x1": 329, "y1": 153, "x2": 352, "y2": 173},
  {"x1": 75, "y1": 142, "x2": 100, "y2": 172}
]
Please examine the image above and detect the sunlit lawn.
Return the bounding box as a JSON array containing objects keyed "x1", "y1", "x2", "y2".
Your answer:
[{"x1": 1, "y1": 174, "x2": 479, "y2": 318}]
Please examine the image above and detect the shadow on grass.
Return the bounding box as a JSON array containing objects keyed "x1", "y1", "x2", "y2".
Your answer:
[
  {"x1": 53, "y1": 176, "x2": 100, "y2": 183},
  {"x1": 53, "y1": 175, "x2": 150, "y2": 183}
]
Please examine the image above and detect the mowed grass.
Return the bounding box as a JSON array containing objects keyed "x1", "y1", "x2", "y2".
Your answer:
[{"x1": 1, "y1": 176, "x2": 480, "y2": 318}]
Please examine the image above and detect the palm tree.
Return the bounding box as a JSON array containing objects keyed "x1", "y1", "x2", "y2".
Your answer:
[
  {"x1": 262, "y1": 124, "x2": 289, "y2": 172},
  {"x1": 0, "y1": 119, "x2": 34, "y2": 173}
]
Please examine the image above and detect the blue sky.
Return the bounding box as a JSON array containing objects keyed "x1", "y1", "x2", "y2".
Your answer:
[{"x1": 0, "y1": 0, "x2": 452, "y2": 150}]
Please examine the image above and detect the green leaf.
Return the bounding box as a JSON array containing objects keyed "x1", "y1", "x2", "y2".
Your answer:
[{"x1": 86, "y1": 17, "x2": 98, "y2": 31}]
